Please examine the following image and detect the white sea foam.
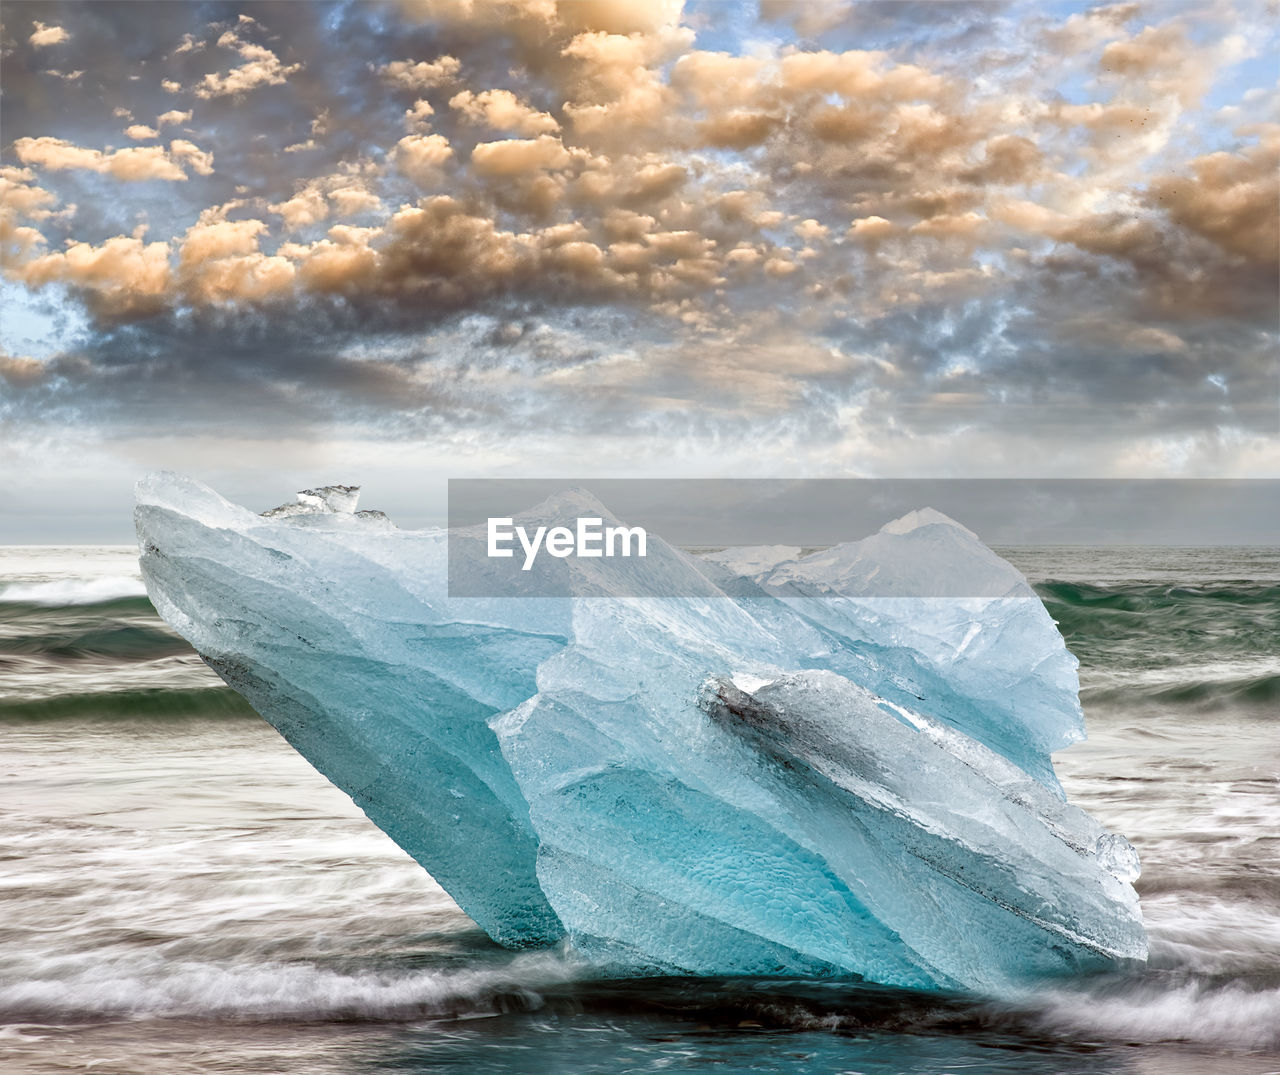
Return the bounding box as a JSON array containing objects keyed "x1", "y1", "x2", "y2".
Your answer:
[
  {"x1": 1018, "y1": 980, "x2": 1280, "y2": 1052},
  {"x1": 0, "y1": 950, "x2": 582, "y2": 1020},
  {"x1": 0, "y1": 576, "x2": 147, "y2": 605}
]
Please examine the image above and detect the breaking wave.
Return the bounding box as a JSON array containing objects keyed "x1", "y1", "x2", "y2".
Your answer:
[
  {"x1": 1, "y1": 955, "x2": 1275, "y2": 1053},
  {"x1": 0, "y1": 577, "x2": 148, "y2": 606}
]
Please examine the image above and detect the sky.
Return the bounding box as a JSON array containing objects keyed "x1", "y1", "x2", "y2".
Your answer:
[{"x1": 1, "y1": 0, "x2": 1277, "y2": 539}]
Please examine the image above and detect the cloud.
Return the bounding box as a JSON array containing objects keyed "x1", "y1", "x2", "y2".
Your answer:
[
  {"x1": 268, "y1": 166, "x2": 386, "y2": 229},
  {"x1": 0, "y1": 0, "x2": 1274, "y2": 476},
  {"x1": 1148, "y1": 127, "x2": 1279, "y2": 264},
  {"x1": 449, "y1": 89, "x2": 559, "y2": 135},
  {"x1": 29, "y1": 21, "x2": 69, "y2": 48},
  {"x1": 13, "y1": 137, "x2": 196, "y2": 181},
  {"x1": 174, "y1": 216, "x2": 296, "y2": 303},
  {"x1": 403, "y1": 99, "x2": 436, "y2": 133},
  {"x1": 1098, "y1": 20, "x2": 1249, "y2": 108},
  {"x1": 0, "y1": 167, "x2": 58, "y2": 222},
  {"x1": 470, "y1": 134, "x2": 572, "y2": 176},
  {"x1": 378, "y1": 56, "x2": 460, "y2": 90},
  {"x1": 394, "y1": 133, "x2": 454, "y2": 184},
  {"x1": 168, "y1": 139, "x2": 215, "y2": 176},
  {"x1": 270, "y1": 186, "x2": 330, "y2": 230},
  {"x1": 171, "y1": 32, "x2": 203, "y2": 56},
  {"x1": 193, "y1": 24, "x2": 301, "y2": 98},
  {"x1": 16, "y1": 235, "x2": 173, "y2": 317}
]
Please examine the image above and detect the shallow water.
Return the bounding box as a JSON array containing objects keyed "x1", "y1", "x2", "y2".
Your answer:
[{"x1": 1, "y1": 545, "x2": 1277, "y2": 1073}]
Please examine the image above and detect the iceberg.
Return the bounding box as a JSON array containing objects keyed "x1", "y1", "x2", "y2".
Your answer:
[{"x1": 135, "y1": 473, "x2": 1146, "y2": 992}]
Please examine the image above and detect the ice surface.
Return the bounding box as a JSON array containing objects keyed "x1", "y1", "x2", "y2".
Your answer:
[
  {"x1": 700, "y1": 545, "x2": 803, "y2": 577},
  {"x1": 694, "y1": 514, "x2": 1087, "y2": 790},
  {"x1": 136, "y1": 473, "x2": 1147, "y2": 992},
  {"x1": 136, "y1": 474, "x2": 567, "y2": 946},
  {"x1": 262, "y1": 484, "x2": 362, "y2": 517}
]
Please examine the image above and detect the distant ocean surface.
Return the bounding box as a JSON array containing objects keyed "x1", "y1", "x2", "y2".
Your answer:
[{"x1": 1, "y1": 544, "x2": 1277, "y2": 1074}]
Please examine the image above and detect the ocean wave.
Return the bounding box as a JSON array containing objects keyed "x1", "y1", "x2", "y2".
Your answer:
[
  {"x1": 1037, "y1": 580, "x2": 1280, "y2": 610},
  {"x1": 1038, "y1": 580, "x2": 1280, "y2": 696},
  {"x1": 0, "y1": 950, "x2": 583, "y2": 1023},
  {"x1": 0, "y1": 586, "x2": 194, "y2": 700},
  {"x1": 0, "y1": 621, "x2": 190, "y2": 663},
  {"x1": 0, "y1": 686, "x2": 257, "y2": 722},
  {"x1": 3, "y1": 952, "x2": 1275, "y2": 1054},
  {"x1": 1139, "y1": 674, "x2": 1279, "y2": 708},
  {"x1": 1038, "y1": 581, "x2": 1280, "y2": 640},
  {"x1": 0, "y1": 577, "x2": 148, "y2": 606},
  {"x1": 1082, "y1": 665, "x2": 1280, "y2": 709},
  {"x1": 1003, "y1": 978, "x2": 1280, "y2": 1053}
]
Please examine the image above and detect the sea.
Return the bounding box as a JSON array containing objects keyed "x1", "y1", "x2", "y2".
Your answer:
[{"x1": 1, "y1": 544, "x2": 1277, "y2": 1075}]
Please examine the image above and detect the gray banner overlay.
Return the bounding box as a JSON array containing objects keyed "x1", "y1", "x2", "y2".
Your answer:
[{"x1": 447, "y1": 479, "x2": 1279, "y2": 598}]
